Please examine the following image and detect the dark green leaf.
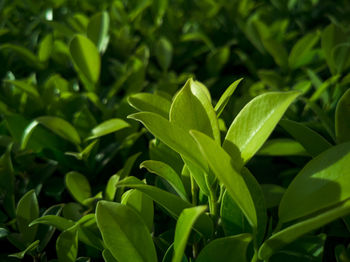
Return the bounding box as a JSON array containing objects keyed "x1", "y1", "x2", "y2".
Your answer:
[
  {"x1": 16, "y1": 190, "x2": 39, "y2": 244},
  {"x1": 335, "y1": 88, "x2": 350, "y2": 144},
  {"x1": 196, "y1": 234, "x2": 252, "y2": 262}
]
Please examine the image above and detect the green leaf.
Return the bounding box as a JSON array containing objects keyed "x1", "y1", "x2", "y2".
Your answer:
[
  {"x1": 223, "y1": 91, "x2": 300, "y2": 164},
  {"x1": 128, "y1": 92, "x2": 172, "y2": 119},
  {"x1": 65, "y1": 172, "x2": 91, "y2": 205},
  {"x1": 105, "y1": 174, "x2": 120, "y2": 201},
  {"x1": 38, "y1": 34, "x2": 53, "y2": 62},
  {"x1": 261, "y1": 38, "x2": 288, "y2": 68},
  {"x1": 261, "y1": 184, "x2": 285, "y2": 209},
  {"x1": 30, "y1": 214, "x2": 104, "y2": 250},
  {"x1": 128, "y1": 112, "x2": 209, "y2": 195},
  {"x1": 279, "y1": 119, "x2": 332, "y2": 157},
  {"x1": 87, "y1": 119, "x2": 130, "y2": 140},
  {"x1": 121, "y1": 189, "x2": 154, "y2": 231},
  {"x1": 16, "y1": 189, "x2": 39, "y2": 244},
  {"x1": 56, "y1": 226, "x2": 79, "y2": 262},
  {"x1": 155, "y1": 37, "x2": 173, "y2": 71},
  {"x1": 0, "y1": 146, "x2": 15, "y2": 218},
  {"x1": 96, "y1": 201, "x2": 157, "y2": 262},
  {"x1": 335, "y1": 88, "x2": 350, "y2": 144},
  {"x1": 4, "y1": 80, "x2": 40, "y2": 98},
  {"x1": 259, "y1": 199, "x2": 350, "y2": 260},
  {"x1": 206, "y1": 46, "x2": 230, "y2": 75},
  {"x1": 32, "y1": 116, "x2": 81, "y2": 145},
  {"x1": 70, "y1": 34, "x2": 101, "y2": 83},
  {"x1": 220, "y1": 191, "x2": 251, "y2": 237},
  {"x1": 103, "y1": 249, "x2": 118, "y2": 262},
  {"x1": 9, "y1": 240, "x2": 40, "y2": 259},
  {"x1": 170, "y1": 79, "x2": 220, "y2": 143},
  {"x1": 117, "y1": 177, "x2": 213, "y2": 237},
  {"x1": 215, "y1": 78, "x2": 243, "y2": 117},
  {"x1": 0, "y1": 228, "x2": 9, "y2": 239},
  {"x1": 87, "y1": 12, "x2": 109, "y2": 52},
  {"x1": 288, "y1": 32, "x2": 319, "y2": 69},
  {"x1": 172, "y1": 206, "x2": 207, "y2": 262},
  {"x1": 36, "y1": 204, "x2": 63, "y2": 252},
  {"x1": 279, "y1": 142, "x2": 350, "y2": 223},
  {"x1": 321, "y1": 24, "x2": 348, "y2": 74},
  {"x1": 190, "y1": 130, "x2": 257, "y2": 229},
  {"x1": 196, "y1": 234, "x2": 253, "y2": 262},
  {"x1": 257, "y1": 139, "x2": 309, "y2": 156},
  {"x1": 0, "y1": 44, "x2": 44, "y2": 69},
  {"x1": 30, "y1": 215, "x2": 74, "y2": 231},
  {"x1": 140, "y1": 160, "x2": 188, "y2": 201}
]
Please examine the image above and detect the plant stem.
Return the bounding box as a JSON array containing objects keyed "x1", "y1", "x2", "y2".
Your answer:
[{"x1": 190, "y1": 175, "x2": 198, "y2": 206}]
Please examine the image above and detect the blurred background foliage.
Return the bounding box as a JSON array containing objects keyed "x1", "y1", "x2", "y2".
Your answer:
[{"x1": 0, "y1": 0, "x2": 350, "y2": 261}]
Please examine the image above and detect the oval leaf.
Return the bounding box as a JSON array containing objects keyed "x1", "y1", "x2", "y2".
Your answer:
[
  {"x1": 70, "y1": 34, "x2": 100, "y2": 83},
  {"x1": 96, "y1": 201, "x2": 157, "y2": 262},
  {"x1": 279, "y1": 142, "x2": 350, "y2": 223},
  {"x1": 65, "y1": 172, "x2": 91, "y2": 205},
  {"x1": 196, "y1": 234, "x2": 253, "y2": 262},
  {"x1": 88, "y1": 119, "x2": 130, "y2": 140}
]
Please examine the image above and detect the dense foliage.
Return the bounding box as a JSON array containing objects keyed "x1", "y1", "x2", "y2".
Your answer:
[{"x1": 0, "y1": 0, "x2": 350, "y2": 261}]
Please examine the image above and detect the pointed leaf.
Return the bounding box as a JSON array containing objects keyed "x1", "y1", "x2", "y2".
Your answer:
[
  {"x1": 121, "y1": 189, "x2": 154, "y2": 231},
  {"x1": 223, "y1": 91, "x2": 300, "y2": 163},
  {"x1": 9, "y1": 240, "x2": 40, "y2": 259},
  {"x1": 128, "y1": 112, "x2": 209, "y2": 195},
  {"x1": 140, "y1": 160, "x2": 188, "y2": 201},
  {"x1": 280, "y1": 119, "x2": 332, "y2": 157},
  {"x1": 259, "y1": 199, "x2": 350, "y2": 260},
  {"x1": 190, "y1": 130, "x2": 257, "y2": 228},
  {"x1": 16, "y1": 190, "x2": 39, "y2": 244},
  {"x1": 172, "y1": 206, "x2": 207, "y2": 262},
  {"x1": 170, "y1": 79, "x2": 219, "y2": 143},
  {"x1": 128, "y1": 92, "x2": 171, "y2": 119},
  {"x1": 215, "y1": 78, "x2": 243, "y2": 117},
  {"x1": 288, "y1": 32, "x2": 319, "y2": 69},
  {"x1": 0, "y1": 146, "x2": 15, "y2": 218},
  {"x1": 258, "y1": 139, "x2": 309, "y2": 156},
  {"x1": 56, "y1": 226, "x2": 78, "y2": 262}
]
